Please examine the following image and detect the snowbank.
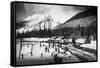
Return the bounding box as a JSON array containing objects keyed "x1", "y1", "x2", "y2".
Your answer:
[{"x1": 80, "y1": 41, "x2": 96, "y2": 50}]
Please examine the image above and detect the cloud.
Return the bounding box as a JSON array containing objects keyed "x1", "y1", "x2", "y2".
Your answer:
[{"x1": 16, "y1": 3, "x2": 90, "y2": 25}]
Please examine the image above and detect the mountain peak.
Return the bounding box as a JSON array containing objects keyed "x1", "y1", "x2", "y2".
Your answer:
[{"x1": 16, "y1": 13, "x2": 54, "y2": 33}]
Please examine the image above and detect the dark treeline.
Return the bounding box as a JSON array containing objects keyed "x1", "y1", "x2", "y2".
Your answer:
[
  {"x1": 16, "y1": 23, "x2": 97, "y2": 40},
  {"x1": 16, "y1": 29, "x2": 52, "y2": 38}
]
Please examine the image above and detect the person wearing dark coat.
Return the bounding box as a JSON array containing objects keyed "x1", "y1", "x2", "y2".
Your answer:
[{"x1": 72, "y1": 37, "x2": 76, "y2": 46}]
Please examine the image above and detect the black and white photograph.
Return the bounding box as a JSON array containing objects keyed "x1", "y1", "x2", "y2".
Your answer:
[{"x1": 13, "y1": 1, "x2": 97, "y2": 66}]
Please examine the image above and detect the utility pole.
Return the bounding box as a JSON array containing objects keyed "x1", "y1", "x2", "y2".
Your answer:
[{"x1": 19, "y1": 38, "x2": 23, "y2": 59}]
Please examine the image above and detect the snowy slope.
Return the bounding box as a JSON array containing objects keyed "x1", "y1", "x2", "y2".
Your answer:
[{"x1": 16, "y1": 14, "x2": 48, "y2": 33}]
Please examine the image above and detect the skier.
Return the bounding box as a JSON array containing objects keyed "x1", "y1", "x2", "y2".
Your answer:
[
  {"x1": 41, "y1": 53, "x2": 43, "y2": 58},
  {"x1": 22, "y1": 54, "x2": 24, "y2": 59},
  {"x1": 72, "y1": 37, "x2": 76, "y2": 46},
  {"x1": 45, "y1": 46, "x2": 48, "y2": 52}
]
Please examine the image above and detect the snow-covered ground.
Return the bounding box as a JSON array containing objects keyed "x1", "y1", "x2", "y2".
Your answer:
[
  {"x1": 80, "y1": 40, "x2": 96, "y2": 50},
  {"x1": 76, "y1": 38, "x2": 86, "y2": 43},
  {"x1": 16, "y1": 37, "x2": 97, "y2": 65},
  {"x1": 22, "y1": 37, "x2": 50, "y2": 41}
]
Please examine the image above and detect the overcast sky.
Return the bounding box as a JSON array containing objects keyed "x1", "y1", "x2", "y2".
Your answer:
[{"x1": 16, "y1": 3, "x2": 90, "y2": 23}]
